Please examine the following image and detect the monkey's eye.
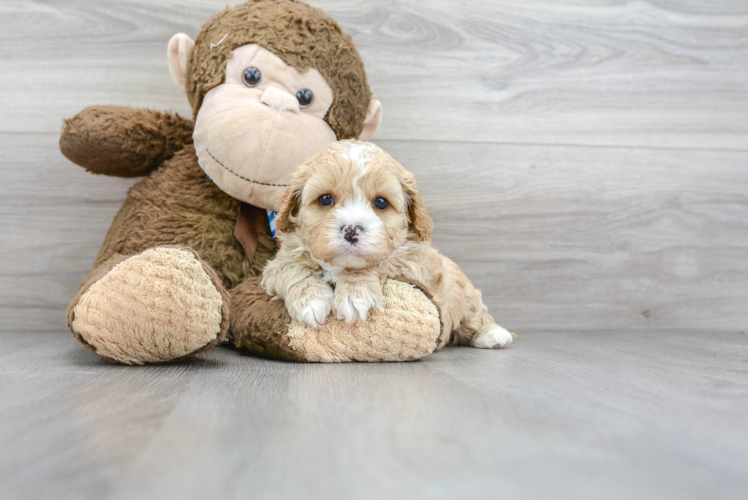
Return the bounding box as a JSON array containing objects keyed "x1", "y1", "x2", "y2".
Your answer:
[
  {"x1": 242, "y1": 67, "x2": 262, "y2": 87},
  {"x1": 318, "y1": 194, "x2": 334, "y2": 207},
  {"x1": 373, "y1": 197, "x2": 389, "y2": 210},
  {"x1": 296, "y1": 89, "x2": 314, "y2": 108}
]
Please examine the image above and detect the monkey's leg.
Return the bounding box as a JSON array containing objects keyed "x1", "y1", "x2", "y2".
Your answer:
[
  {"x1": 67, "y1": 246, "x2": 230, "y2": 365},
  {"x1": 229, "y1": 278, "x2": 441, "y2": 362}
]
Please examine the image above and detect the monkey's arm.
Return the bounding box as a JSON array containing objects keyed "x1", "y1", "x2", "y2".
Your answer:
[{"x1": 59, "y1": 105, "x2": 194, "y2": 177}]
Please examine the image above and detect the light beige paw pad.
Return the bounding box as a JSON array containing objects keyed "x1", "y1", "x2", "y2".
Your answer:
[{"x1": 72, "y1": 247, "x2": 224, "y2": 364}]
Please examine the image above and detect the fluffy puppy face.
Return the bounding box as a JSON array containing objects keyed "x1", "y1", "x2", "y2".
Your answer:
[{"x1": 277, "y1": 141, "x2": 433, "y2": 269}]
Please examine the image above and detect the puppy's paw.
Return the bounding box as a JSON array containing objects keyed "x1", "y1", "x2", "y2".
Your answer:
[
  {"x1": 473, "y1": 325, "x2": 514, "y2": 349},
  {"x1": 334, "y1": 293, "x2": 376, "y2": 324},
  {"x1": 299, "y1": 299, "x2": 333, "y2": 329},
  {"x1": 288, "y1": 285, "x2": 334, "y2": 329}
]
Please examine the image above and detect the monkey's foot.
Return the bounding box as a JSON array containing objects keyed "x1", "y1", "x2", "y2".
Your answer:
[{"x1": 69, "y1": 247, "x2": 229, "y2": 365}]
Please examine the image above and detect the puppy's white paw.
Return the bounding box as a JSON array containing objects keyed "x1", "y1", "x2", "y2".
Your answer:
[
  {"x1": 299, "y1": 299, "x2": 332, "y2": 329},
  {"x1": 334, "y1": 295, "x2": 376, "y2": 324},
  {"x1": 291, "y1": 288, "x2": 334, "y2": 329},
  {"x1": 473, "y1": 325, "x2": 514, "y2": 349}
]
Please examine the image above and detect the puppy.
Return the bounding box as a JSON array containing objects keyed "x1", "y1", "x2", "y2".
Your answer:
[{"x1": 262, "y1": 141, "x2": 513, "y2": 349}]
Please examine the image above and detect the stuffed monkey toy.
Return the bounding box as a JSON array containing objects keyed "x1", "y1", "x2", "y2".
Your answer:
[{"x1": 59, "y1": 0, "x2": 441, "y2": 365}]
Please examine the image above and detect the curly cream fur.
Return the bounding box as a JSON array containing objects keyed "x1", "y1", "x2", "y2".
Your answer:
[{"x1": 264, "y1": 141, "x2": 513, "y2": 349}]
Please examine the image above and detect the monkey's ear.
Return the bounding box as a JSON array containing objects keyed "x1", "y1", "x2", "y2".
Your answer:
[
  {"x1": 167, "y1": 33, "x2": 195, "y2": 87},
  {"x1": 358, "y1": 99, "x2": 383, "y2": 141}
]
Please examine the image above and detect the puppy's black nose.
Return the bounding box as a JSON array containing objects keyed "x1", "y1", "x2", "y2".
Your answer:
[{"x1": 343, "y1": 224, "x2": 361, "y2": 244}]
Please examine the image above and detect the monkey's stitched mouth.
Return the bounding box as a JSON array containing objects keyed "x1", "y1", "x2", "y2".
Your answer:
[{"x1": 205, "y1": 149, "x2": 291, "y2": 187}]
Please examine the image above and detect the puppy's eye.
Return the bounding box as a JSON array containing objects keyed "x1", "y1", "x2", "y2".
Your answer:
[
  {"x1": 318, "y1": 194, "x2": 334, "y2": 207},
  {"x1": 242, "y1": 67, "x2": 262, "y2": 87},
  {"x1": 373, "y1": 197, "x2": 389, "y2": 210},
  {"x1": 296, "y1": 89, "x2": 314, "y2": 108}
]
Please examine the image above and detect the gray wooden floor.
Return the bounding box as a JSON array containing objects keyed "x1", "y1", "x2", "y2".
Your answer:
[
  {"x1": 1, "y1": 330, "x2": 746, "y2": 500},
  {"x1": 1, "y1": 1, "x2": 747, "y2": 498}
]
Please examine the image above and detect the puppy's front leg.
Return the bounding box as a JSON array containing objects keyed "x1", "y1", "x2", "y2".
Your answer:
[
  {"x1": 262, "y1": 262, "x2": 333, "y2": 329},
  {"x1": 333, "y1": 271, "x2": 384, "y2": 324}
]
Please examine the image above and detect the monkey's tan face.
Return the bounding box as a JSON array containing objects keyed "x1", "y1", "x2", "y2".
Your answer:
[
  {"x1": 294, "y1": 143, "x2": 411, "y2": 270},
  {"x1": 193, "y1": 44, "x2": 337, "y2": 210}
]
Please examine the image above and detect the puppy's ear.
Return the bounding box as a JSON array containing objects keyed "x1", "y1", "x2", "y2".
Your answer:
[
  {"x1": 275, "y1": 164, "x2": 312, "y2": 234},
  {"x1": 400, "y1": 170, "x2": 433, "y2": 241},
  {"x1": 275, "y1": 185, "x2": 301, "y2": 234}
]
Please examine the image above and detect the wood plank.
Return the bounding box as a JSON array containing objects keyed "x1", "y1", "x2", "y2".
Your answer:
[
  {"x1": 2, "y1": 133, "x2": 746, "y2": 332},
  {"x1": 1, "y1": 330, "x2": 746, "y2": 499},
  {"x1": 0, "y1": 0, "x2": 746, "y2": 148},
  {"x1": 377, "y1": 140, "x2": 748, "y2": 333}
]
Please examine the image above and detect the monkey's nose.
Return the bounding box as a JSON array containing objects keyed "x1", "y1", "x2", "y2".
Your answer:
[
  {"x1": 343, "y1": 224, "x2": 362, "y2": 244},
  {"x1": 260, "y1": 87, "x2": 300, "y2": 113}
]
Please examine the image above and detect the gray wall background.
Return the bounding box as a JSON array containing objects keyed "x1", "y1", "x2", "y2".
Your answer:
[{"x1": 1, "y1": 0, "x2": 746, "y2": 334}]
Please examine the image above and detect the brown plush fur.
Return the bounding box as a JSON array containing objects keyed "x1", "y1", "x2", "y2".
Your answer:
[
  {"x1": 60, "y1": 108, "x2": 271, "y2": 287},
  {"x1": 59, "y1": 0, "x2": 441, "y2": 364},
  {"x1": 229, "y1": 277, "x2": 300, "y2": 360},
  {"x1": 186, "y1": 0, "x2": 371, "y2": 139},
  {"x1": 60, "y1": 106, "x2": 194, "y2": 178},
  {"x1": 94, "y1": 143, "x2": 275, "y2": 288}
]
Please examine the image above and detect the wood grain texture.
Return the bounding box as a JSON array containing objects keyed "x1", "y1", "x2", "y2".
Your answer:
[
  {"x1": 1, "y1": 0, "x2": 747, "y2": 333},
  {"x1": 1, "y1": 1, "x2": 747, "y2": 148},
  {"x1": 3, "y1": 134, "x2": 746, "y2": 332},
  {"x1": 1, "y1": 331, "x2": 746, "y2": 500}
]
